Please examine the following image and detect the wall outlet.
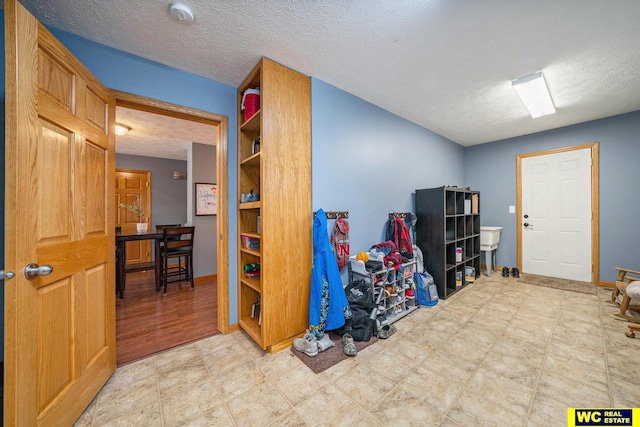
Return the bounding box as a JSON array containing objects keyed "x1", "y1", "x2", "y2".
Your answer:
[{"x1": 509, "y1": 205, "x2": 516, "y2": 213}]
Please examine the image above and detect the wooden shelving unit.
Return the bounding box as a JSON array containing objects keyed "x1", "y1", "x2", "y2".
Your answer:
[{"x1": 237, "y1": 58, "x2": 312, "y2": 352}]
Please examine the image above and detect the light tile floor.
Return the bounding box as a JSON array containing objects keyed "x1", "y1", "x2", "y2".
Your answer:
[{"x1": 75, "y1": 275, "x2": 640, "y2": 426}]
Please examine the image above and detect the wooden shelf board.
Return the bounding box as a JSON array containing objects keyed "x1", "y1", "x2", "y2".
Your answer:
[
  {"x1": 239, "y1": 317, "x2": 263, "y2": 349},
  {"x1": 240, "y1": 247, "x2": 261, "y2": 257},
  {"x1": 240, "y1": 109, "x2": 261, "y2": 131},
  {"x1": 240, "y1": 151, "x2": 260, "y2": 167},
  {"x1": 239, "y1": 201, "x2": 261, "y2": 210},
  {"x1": 240, "y1": 277, "x2": 262, "y2": 293}
]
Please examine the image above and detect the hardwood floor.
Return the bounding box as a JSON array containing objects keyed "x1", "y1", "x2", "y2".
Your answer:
[{"x1": 116, "y1": 270, "x2": 219, "y2": 365}]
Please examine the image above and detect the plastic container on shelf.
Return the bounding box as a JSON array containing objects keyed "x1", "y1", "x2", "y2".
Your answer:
[
  {"x1": 241, "y1": 234, "x2": 260, "y2": 249},
  {"x1": 241, "y1": 88, "x2": 260, "y2": 122}
]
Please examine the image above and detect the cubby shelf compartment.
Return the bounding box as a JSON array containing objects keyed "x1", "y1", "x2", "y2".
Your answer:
[{"x1": 416, "y1": 186, "x2": 481, "y2": 299}]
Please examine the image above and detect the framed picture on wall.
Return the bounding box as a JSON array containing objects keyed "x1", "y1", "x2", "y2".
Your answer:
[{"x1": 196, "y1": 183, "x2": 217, "y2": 216}]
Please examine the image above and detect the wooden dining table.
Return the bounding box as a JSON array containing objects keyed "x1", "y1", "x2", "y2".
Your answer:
[{"x1": 115, "y1": 230, "x2": 163, "y2": 298}]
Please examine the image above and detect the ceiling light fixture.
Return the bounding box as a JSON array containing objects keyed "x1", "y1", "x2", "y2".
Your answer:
[
  {"x1": 169, "y1": 2, "x2": 194, "y2": 25},
  {"x1": 115, "y1": 123, "x2": 131, "y2": 136},
  {"x1": 512, "y1": 71, "x2": 556, "y2": 118}
]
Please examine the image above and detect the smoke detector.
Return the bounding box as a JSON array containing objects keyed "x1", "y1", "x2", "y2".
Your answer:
[{"x1": 169, "y1": 2, "x2": 194, "y2": 25}]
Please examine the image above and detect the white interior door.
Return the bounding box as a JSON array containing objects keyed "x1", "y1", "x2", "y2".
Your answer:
[{"x1": 521, "y1": 148, "x2": 592, "y2": 282}]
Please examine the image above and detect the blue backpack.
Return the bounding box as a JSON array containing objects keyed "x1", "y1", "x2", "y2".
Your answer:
[{"x1": 415, "y1": 271, "x2": 439, "y2": 306}]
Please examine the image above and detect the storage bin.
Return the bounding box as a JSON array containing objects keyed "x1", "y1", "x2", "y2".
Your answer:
[{"x1": 241, "y1": 234, "x2": 260, "y2": 249}]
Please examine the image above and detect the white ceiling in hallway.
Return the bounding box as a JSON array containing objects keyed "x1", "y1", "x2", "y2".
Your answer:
[
  {"x1": 115, "y1": 106, "x2": 216, "y2": 161},
  {"x1": 16, "y1": 0, "x2": 640, "y2": 148}
]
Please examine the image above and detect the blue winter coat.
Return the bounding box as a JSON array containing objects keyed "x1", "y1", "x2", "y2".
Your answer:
[{"x1": 309, "y1": 209, "x2": 348, "y2": 331}]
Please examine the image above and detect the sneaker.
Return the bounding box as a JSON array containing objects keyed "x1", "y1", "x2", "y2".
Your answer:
[
  {"x1": 377, "y1": 324, "x2": 397, "y2": 339},
  {"x1": 342, "y1": 333, "x2": 357, "y2": 356},
  {"x1": 511, "y1": 267, "x2": 520, "y2": 278},
  {"x1": 293, "y1": 331, "x2": 318, "y2": 357},
  {"x1": 502, "y1": 267, "x2": 510, "y2": 277},
  {"x1": 405, "y1": 288, "x2": 415, "y2": 298},
  {"x1": 316, "y1": 334, "x2": 335, "y2": 352}
]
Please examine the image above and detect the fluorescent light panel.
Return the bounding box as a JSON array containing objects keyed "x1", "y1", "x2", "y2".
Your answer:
[{"x1": 512, "y1": 71, "x2": 555, "y2": 118}]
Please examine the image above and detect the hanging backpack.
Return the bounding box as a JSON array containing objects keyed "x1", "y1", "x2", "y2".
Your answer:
[{"x1": 331, "y1": 218, "x2": 350, "y2": 269}]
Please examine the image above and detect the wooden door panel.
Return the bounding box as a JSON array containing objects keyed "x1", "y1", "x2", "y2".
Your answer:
[
  {"x1": 38, "y1": 48, "x2": 74, "y2": 111},
  {"x1": 4, "y1": 1, "x2": 116, "y2": 424},
  {"x1": 115, "y1": 170, "x2": 151, "y2": 264},
  {"x1": 37, "y1": 278, "x2": 73, "y2": 412},
  {"x1": 37, "y1": 120, "x2": 72, "y2": 242},
  {"x1": 85, "y1": 264, "x2": 108, "y2": 358},
  {"x1": 86, "y1": 142, "x2": 107, "y2": 235},
  {"x1": 85, "y1": 87, "x2": 108, "y2": 133}
]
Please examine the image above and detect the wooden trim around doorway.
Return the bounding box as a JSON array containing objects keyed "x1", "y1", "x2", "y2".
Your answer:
[
  {"x1": 516, "y1": 142, "x2": 599, "y2": 284},
  {"x1": 110, "y1": 90, "x2": 230, "y2": 333}
]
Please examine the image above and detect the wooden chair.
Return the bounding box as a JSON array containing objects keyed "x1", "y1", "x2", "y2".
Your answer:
[
  {"x1": 158, "y1": 226, "x2": 195, "y2": 296},
  {"x1": 155, "y1": 224, "x2": 182, "y2": 288},
  {"x1": 611, "y1": 267, "x2": 640, "y2": 323}
]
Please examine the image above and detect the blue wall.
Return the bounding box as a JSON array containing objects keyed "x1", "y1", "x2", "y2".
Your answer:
[
  {"x1": 311, "y1": 78, "x2": 465, "y2": 258},
  {"x1": 465, "y1": 111, "x2": 640, "y2": 282}
]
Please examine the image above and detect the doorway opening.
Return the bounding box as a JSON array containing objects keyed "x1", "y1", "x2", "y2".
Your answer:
[{"x1": 113, "y1": 90, "x2": 230, "y2": 364}]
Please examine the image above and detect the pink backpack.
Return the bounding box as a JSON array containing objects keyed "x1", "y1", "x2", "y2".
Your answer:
[{"x1": 331, "y1": 219, "x2": 350, "y2": 269}]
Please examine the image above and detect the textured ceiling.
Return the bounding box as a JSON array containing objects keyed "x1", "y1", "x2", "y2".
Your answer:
[
  {"x1": 16, "y1": 0, "x2": 640, "y2": 150},
  {"x1": 115, "y1": 106, "x2": 216, "y2": 161}
]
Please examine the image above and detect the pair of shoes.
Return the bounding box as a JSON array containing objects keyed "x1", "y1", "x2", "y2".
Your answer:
[
  {"x1": 342, "y1": 333, "x2": 357, "y2": 356},
  {"x1": 511, "y1": 267, "x2": 520, "y2": 278},
  {"x1": 502, "y1": 267, "x2": 510, "y2": 277},
  {"x1": 316, "y1": 334, "x2": 335, "y2": 352},
  {"x1": 377, "y1": 324, "x2": 397, "y2": 339},
  {"x1": 293, "y1": 331, "x2": 318, "y2": 357}
]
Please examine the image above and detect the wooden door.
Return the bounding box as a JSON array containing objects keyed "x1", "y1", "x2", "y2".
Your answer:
[
  {"x1": 116, "y1": 169, "x2": 151, "y2": 265},
  {"x1": 4, "y1": 1, "x2": 116, "y2": 425},
  {"x1": 519, "y1": 146, "x2": 595, "y2": 282}
]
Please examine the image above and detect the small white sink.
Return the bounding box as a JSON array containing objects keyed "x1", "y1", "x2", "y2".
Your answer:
[{"x1": 480, "y1": 226, "x2": 502, "y2": 249}]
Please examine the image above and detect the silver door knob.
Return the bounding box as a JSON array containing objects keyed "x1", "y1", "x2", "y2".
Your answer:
[
  {"x1": 1, "y1": 269, "x2": 16, "y2": 280},
  {"x1": 24, "y1": 263, "x2": 53, "y2": 280}
]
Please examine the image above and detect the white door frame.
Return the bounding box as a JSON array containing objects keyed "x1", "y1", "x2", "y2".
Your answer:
[{"x1": 516, "y1": 142, "x2": 600, "y2": 283}]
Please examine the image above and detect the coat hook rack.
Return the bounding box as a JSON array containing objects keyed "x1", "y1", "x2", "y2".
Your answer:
[
  {"x1": 314, "y1": 210, "x2": 349, "y2": 219},
  {"x1": 388, "y1": 212, "x2": 412, "y2": 219}
]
